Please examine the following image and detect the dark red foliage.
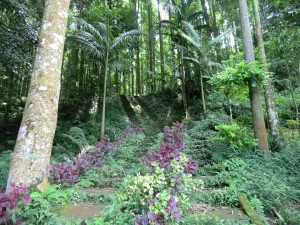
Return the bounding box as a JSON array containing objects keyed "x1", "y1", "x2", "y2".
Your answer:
[
  {"x1": 0, "y1": 184, "x2": 31, "y2": 224},
  {"x1": 49, "y1": 125, "x2": 140, "y2": 184},
  {"x1": 141, "y1": 122, "x2": 197, "y2": 173},
  {"x1": 184, "y1": 158, "x2": 198, "y2": 174},
  {"x1": 86, "y1": 137, "x2": 120, "y2": 167},
  {"x1": 48, "y1": 163, "x2": 80, "y2": 184}
]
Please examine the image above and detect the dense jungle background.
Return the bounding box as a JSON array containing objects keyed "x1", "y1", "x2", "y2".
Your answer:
[{"x1": 0, "y1": 0, "x2": 299, "y2": 224}]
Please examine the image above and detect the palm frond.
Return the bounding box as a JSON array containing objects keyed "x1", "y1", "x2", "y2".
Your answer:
[
  {"x1": 67, "y1": 33, "x2": 105, "y2": 59},
  {"x1": 183, "y1": 56, "x2": 202, "y2": 66},
  {"x1": 73, "y1": 17, "x2": 104, "y2": 41},
  {"x1": 111, "y1": 30, "x2": 143, "y2": 49},
  {"x1": 161, "y1": 20, "x2": 180, "y2": 30},
  {"x1": 97, "y1": 22, "x2": 108, "y2": 37},
  {"x1": 209, "y1": 28, "x2": 233, "y2": 45},
  {"x1": 177, "y1": 28, "x2": 201, "y2": 50},
  {"x1": 161, "y1": 1, "x2": 182, "y2": 16}
]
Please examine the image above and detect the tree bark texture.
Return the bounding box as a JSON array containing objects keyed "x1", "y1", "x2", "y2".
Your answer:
[
  {"x1": 239, "y1": 0, "x2": 269, "y2": 150},
  {"x1": 6, "y1": 0, "x2": 70, "y2": 192},
  {"x1": 253, "y1": 0, "x2": 283, "y2": 149}
]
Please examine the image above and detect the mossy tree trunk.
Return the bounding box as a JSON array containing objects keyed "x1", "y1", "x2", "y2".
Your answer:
[
  {"x1": 239, "y1": 0, "x2": 269, "y2": 150},
  {"x1": 6, "y1": 0, "x2": 70, "y2": 192},
  {"x1": 253, "y1": 0, "x2": 283, "y2": 149}
]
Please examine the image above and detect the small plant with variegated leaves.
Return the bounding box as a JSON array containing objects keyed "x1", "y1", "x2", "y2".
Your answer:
[{"x1": 119, "y1": 122, "x2": 202, "y2": 225}]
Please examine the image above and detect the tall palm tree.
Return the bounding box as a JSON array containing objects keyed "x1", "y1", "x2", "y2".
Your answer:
[
  {"x1": 177, "y1": 21, "x2": 227, "y2": 113},
  {"x1": 68, "y1": 18, "x2": 142, "y2": 138},
  {"x1": 160, "y1": 0, "x2": 203, "y2": 118}
]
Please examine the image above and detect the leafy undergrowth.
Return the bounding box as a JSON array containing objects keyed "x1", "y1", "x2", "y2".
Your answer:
[{"x1": 1, "y1": 94, "x2": 300, "y2": 224}]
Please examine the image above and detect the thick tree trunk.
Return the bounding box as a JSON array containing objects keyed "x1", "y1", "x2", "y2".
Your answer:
[
  {"x1": 253, "y1": 0, "x2": 283, "y2": 149},
  {"x1": 6, "y1": 0, "x2": 70, "y2": 192},
  {"x1": 239, "y1": 0, "x2": 269, "y2": 150}
]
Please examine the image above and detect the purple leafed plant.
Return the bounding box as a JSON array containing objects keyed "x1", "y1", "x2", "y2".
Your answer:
[
  {"x1": 141, "y1": 122, "x2": 197, "y2": 173},
  {"x1": 136, "y1": 196, "x2": 184, "y2": 225},
  {"x1": 86, "y1": 137, "x2": 120, "y2": 167},
  {"x1": 136, "y1": 122, "x2": 198, "y2": 225},
  {"x1": 48, "y1": 163, "x2": 80, "y2": 184},
  {"x1": 164, "y1": 196, "x2": 184, "y2": 222},
  {"x1": 49, "y1": 125, "x2": 141, "y2": 184},
  {"x1": 135, "y1": 215, "x2": 148, "y2": 225},
  {"x1": 0, "y1": 184, "x2": 32, "y2": 224},
  {"x1": 116, "y1": 123, "x2": 143, "y2": 142}
]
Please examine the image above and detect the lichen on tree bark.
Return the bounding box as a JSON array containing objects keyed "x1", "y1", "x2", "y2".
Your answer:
[{"x1": 6, "y1": 0, "x2": 71, "y2": 192}]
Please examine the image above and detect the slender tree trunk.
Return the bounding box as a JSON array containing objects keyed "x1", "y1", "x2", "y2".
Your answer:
[
  {"x1": 211, "y1": 0, "x2": 221, "y2": 62},
  {"x1": 123, "y1": 72, "x2": 127, "y2": 95},
  {"x1": 157, "y1": 0, "x2": 165, "y2": 90},
  {"x1": 147, "y1": 1, "x2": 155, "y2": 92},
  {"x1": 70, "y1": 48, "x2": 79, "y2": 97},
  {"x1": 114, "y1": 69, "x2": 119, "y2": 94},
  {"x1": 6, "y1": 0, "x2": 70, "y2": 192},
  {"x1": 131, "y1": 50, "x2": 135, "y2": 95},
  {"x1": 79, "y1": 50, "x2": 85, "y2": 95},
  {"x1": 21, "y1": 72, "x2": 29, "y2": 96},
  {"x1": 239, "y1": 0, "x2": 269, "y2": 150},
  {"x1": 287, "y1": 68, "x2": 300, "y2": 137},
  {"x1": 201, "y1": 0, "x2": 211, "y2": 32},
  {"x1": 253, "y1": 0, "x2": 283, "y2": 149},
  {"x1": 136, "y1": 47, "x2": 141, "y2": 94},
  {"x1": 100, "y1": 23, "x2": 110, "y2": 139},
  {"x1": 180, "y1": 50, "x2": 189, "y2": 118},
  {"x1": 135, "y1": 0, "x2": 141, "y2": 94},
  {"x1": 200, "y1": 70, "x2": 206, "y2": 113}
]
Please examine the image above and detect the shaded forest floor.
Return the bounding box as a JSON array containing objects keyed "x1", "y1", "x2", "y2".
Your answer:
[{"x1": 1, "y1": 92, "x2": 300, "y2": 224}]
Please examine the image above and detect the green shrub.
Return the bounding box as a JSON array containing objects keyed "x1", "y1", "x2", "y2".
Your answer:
[
  {"x1": 214, "y1": 123, "x2": 257, "y2": 150},
  {"x1": 185, "y1": 110, "x2": 230, "y2": 163},
  {"x1": 205, "y1": 182, "x2": 239, "y2": 207}
]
